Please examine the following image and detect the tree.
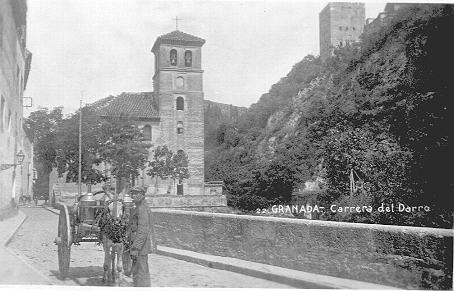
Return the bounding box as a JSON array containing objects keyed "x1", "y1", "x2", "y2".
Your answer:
[
  {"x1": 54, "y1": 106, "x2": 151, "y2": 193},
  {"x1": 97, "y1": 117, "x2": 151, "y2": 192},
  {"x1": 55, "y1": 106, "x2": 105, "y2": 186},
  {"x1": 24, "y1": 107, "x2": 63, "y2": 196},
  {"x1": 25, "y1": 107, "x2": 63, "y2": 172},
  {"x1": 320, "y1": 126, "x2": 413, "y2": 224},
  {"x1": 147, "y1": 146, "x2": 190, "y2": 194}
]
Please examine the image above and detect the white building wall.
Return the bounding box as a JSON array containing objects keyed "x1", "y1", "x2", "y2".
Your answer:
[{"x1": 0, "y1": 0, "x2": 29, "y2": 216}]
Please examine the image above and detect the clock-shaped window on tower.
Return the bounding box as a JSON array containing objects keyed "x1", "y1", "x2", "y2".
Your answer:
[
  {"x1": 184, "y1": 50, "x2": 192, "y2": 67},
  {"x1": 177, "y1": 121, "x2": 184, "y2": 134},
  {"x1": 170, "y1": 49, "x2": 177, "y2": 66}
]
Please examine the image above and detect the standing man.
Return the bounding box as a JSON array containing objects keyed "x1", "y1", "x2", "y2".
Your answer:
[{"x1": 129, "y1": 186, "x2": 152, "y2": 287}]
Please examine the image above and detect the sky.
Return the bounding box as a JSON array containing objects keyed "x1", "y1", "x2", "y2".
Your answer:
[{"x1": 24, "y1": 0, "x2": 390, "y2": 116}]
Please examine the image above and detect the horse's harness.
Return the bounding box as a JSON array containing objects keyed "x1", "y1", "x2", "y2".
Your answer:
[{"x1": 94, "y1": 197, "x2": 133, "y2": 249}]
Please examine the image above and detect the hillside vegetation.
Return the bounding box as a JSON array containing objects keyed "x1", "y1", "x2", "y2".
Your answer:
[{"x1": 205, "y1": 4, "x2": 452, "y2": 228}]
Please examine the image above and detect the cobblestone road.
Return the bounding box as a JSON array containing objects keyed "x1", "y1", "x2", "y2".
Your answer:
[{"x1": 7, "y1": 207, "x2": 291, "y2": 288}]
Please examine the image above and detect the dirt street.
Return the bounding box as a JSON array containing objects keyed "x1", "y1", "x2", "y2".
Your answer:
[{"x1": 7, "y1": 207, "x2": 291, "y2": 288}]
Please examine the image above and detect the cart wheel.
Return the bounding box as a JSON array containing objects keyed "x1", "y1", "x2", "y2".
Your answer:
[
  {"x1": 57, "y1": 204, "x2": 72, "y2": 279},
  {"x1": 122, "y1": 249, "x2": 132, "y2": 277}
]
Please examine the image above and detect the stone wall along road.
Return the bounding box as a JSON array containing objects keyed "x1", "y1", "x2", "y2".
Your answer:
[
  {"x1": 152, "y1": 209, "x2": 454, "y2": 290},
  {"x1": 6, "y1": 207, "x2": 292, "y2": 288}
]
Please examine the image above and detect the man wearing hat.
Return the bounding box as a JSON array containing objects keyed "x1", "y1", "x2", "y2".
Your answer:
[{"x1": 129, "y1": 186, "x2": 152, "y2": 287}]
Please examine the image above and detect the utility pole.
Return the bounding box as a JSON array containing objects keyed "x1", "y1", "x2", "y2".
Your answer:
[
  {"x1": 26, "y1": 162, "x2": 30, "y2": 197},
  {"x1": 20, "y1": 162, "x2": 23, "y2": 199},
  {"x1": 78, "y1": 96, "x2": 83, "y2": 200}
]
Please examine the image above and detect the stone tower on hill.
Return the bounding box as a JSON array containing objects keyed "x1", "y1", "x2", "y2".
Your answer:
[
  {"x1": 319, "y1": 2, "x2": 365, "y2": 62},
  {"x1": 151, "y1": 30, "x2": 206, "y2": 196}
]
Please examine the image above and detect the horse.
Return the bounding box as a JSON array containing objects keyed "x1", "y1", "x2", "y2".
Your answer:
[{"x1": 94, "y1": 191, "x2": 131, "y2": 285}]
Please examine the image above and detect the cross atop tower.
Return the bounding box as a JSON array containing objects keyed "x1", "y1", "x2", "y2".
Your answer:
[{"x1": 173, "y1": 16, "x2": 182, "y2": 30}]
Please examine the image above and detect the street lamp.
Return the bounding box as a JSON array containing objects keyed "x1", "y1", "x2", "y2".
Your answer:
[
  {"x1": 17, "y1": 150, "x2": 25, "y2": 198},
  {"x1": 17, "y1": 150, "x2": 25, "y2": 165},
  {"x1": 0, "y1": 150, "x2": 26, "y2": 171}
]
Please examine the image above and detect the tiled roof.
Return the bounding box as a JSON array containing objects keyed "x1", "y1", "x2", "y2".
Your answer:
[
  {"x1": 159, "y1": 30, "x2": 205, "y2": 43},
  {"x1": 93, "y1": 92, "x2": 159, "y2": 120},
  {"x1": 152, "y1": 30, "x2": 205, "y2": 51}
]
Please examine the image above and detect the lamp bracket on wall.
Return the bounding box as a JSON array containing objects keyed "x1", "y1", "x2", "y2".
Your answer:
[
  {"x1": 23, "y1": 97, "x2": 33, "y2": 107},
  {"x1": 0, "y1": 164, "x2": 17, "y2": 171}
]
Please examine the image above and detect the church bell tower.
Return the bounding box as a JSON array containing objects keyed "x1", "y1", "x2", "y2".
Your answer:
[{"x1": 151, "y1": 30, "x2": 206, "y2": 196}]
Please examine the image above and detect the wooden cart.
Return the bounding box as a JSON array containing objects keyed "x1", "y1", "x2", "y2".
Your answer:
[{"x1": 54, "y1": 191, "x2": 134, "y2": 279}]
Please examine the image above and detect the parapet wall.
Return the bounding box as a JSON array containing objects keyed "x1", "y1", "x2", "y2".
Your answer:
[{"x1": 151, "y1": 209, "x2": 453, "y2": 289}]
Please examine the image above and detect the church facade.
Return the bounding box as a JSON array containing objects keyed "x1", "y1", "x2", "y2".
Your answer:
[{"x1": 92, "y1": 30, "x2": 226, "y2": 211}]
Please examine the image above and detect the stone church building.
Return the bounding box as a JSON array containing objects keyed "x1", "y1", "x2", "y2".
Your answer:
[{"x1": 89, "y1": 30, "x2": 226, "y2": 210}]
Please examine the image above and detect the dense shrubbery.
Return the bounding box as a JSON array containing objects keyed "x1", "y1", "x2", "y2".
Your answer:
[{"x1": 206, "y1": 4, "x2": 452, "y2": 228}]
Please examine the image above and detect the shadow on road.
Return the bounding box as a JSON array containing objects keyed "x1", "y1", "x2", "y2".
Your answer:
[{"x1": 50, "y1": 266, "x2": 106, "y2": 286}]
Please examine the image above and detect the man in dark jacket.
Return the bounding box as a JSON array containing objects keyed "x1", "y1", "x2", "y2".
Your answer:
[{"x1": 129, "y1": 186, "x2": 152, "y2": 287}]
